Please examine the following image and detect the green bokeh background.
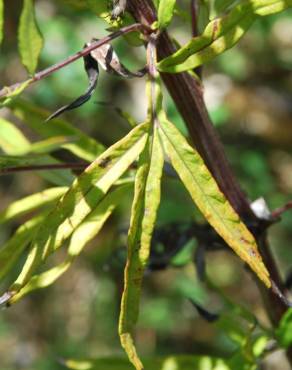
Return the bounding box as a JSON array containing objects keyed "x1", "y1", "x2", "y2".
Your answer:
[{"x1": 0, "y1": 1, "x2": 292, "y2": 369}]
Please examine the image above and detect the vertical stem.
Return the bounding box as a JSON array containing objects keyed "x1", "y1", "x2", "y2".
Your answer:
[
  {"x1": 128, "y1": 0, "x2": 292, "y2": 363},
  {"x1": 128, "y1": 0, "x2": 255, "y2": 221}
]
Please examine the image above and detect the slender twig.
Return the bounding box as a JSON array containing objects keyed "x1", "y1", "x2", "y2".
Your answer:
[
  {"x1": 0, "y1": 163, "x2": 88, "y2": 175},
  {"x1": 190, "y1": 0, "x2": 202, "y2": 78},
  {"x1": 190, "y1": 0, "x2": 198, "y2": 38},
  {"x1": 0, "y1": 23, "x2": 151, "y2": 100},
  {"x1": 271, "y1": 201, "x2": 292, "y2": 219}
]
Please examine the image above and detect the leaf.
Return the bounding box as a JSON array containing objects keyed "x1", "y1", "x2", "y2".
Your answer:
[
  {"x1": 115, "y1": 108, "x2": 138, "y2": 128},
  {"x1": 166, "y1": 15, "x2": 254, "y2": 72},
  {"x1": 0, "y1": 187, "x2": 67, "y2": 224},
  {"x1": 18, "y1": 0, "x2": 43, "y2": 74},
  {"x1": 46, "y1": 50, "x2": 99, "y2": 121},
  {"x1": 3, "y1": 122, "x2": 149, "y2": 300},
  {"x1": 254, "y1": 0, "x2": 292, "y2": 15},
  {"x1": 0, "y1": 0, "x2": 3, "y2": 45},
  {"x1": 8, "y1": 184, "x2": 130, "y2": 303},
  {"x1": 119, "y1": 126, "x2": 164, "y2": 370},
  {"x1": 0, "y1": 117, "x2": 31, "y2": 155},
  {"x1": 157, "y1": 0, "x2": 292, "y2": 73},
  {"x1": 158, "y1": 2, "x2": 253, "y2": 69},
  {"x1": 10, "y1": 99, "x2": 104, "y2": 161},
  {"x1": 89, "y1": 40, "x2": 146, "y2": 78},
  {"x1": 0, "y1": 213, "x2": 47, "y2": 282},
  {"x1": 157, "y1": 0, "x2": 176, "y2": 29},
  {"x1": 0, "y1": 80, "x2": 33, "y2": 107},
  {"x1": 276, "y1": 308, "x2": 292, "y2": 348},
  {"x1": 29, "y1": 136, "x2": 76, "y2": 154},
  {"x1": 158, "y1": 116, "x2": 271, "y2": 288}
]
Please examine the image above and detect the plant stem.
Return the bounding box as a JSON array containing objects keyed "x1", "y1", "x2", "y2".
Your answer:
[
  {"x1": 128, "y1": 0, "x2": 292, "y2": 363},
  {"x1": 128, "y1": 0, "x2": 254, "y2": 222},
  {"x1": 0, "y1": 23, "x2": 150, "y2": 100},
  {"x1": 0, "y1": 163, "x2": 87, "y2": 174}
]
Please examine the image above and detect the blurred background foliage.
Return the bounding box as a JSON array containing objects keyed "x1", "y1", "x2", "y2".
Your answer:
[{"x1": 0, "y1": 0, "x2": 292, "y2": 369}]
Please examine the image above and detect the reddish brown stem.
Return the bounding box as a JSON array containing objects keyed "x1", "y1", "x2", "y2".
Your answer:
[
  {"x1": 128, "y1": 0, "x2": 292, "y2": 362},
  {"x1": 271, "y1": 201, "x2": 292, "y2": 219},
  {"x1": 0, "y1": 23, "x2": 151, "y2": 100},
  {"x1": 0, "y1": 163, "x2": 87, "y2": 175},
  {"x1": 128, "y1": 0, "x2": 255, "y2": 222}
]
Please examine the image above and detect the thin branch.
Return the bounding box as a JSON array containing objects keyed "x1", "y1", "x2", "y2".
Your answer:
[
  {"x1": 0, "y1": 162, "x2": 88, "y2": 175},
  {"x1": 190, "y1": 0, "x2": 201, "y2": 77},
  {"x1": 128, "y1": 0, "x2": 256, "y2": 222},
  {"x1": 271, "y1": 201, "x2": 292, "y2": 219},
  {"x1": 0, "y1": 23, "x2": 151, "y2": 100},
  {"x1": 190, "y1": 0, "x2": 198, "y2": 38}
]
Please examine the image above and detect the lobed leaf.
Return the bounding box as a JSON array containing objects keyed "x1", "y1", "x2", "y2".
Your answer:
[
  {"x1": 158, "y1": 115, "x2": 271, "y2": 288},
  {"x1": 157, "y1": 0, "x2": 177, "y2": 29},
  {"x1": 119, "y1": 126, "x2": 164, "y2": 370},
  {"x1": 3, "y1": 123, "x2": 149, "y2": 300},
  {"x1": 18, "y1": 0, "x2": 43, "y2": 75}
]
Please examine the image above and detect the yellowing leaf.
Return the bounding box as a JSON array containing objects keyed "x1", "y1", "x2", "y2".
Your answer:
[
  {"x1": 158, "y1": 116, "x2": 271, "y2": 288},
  {"x1": 0, "y1": 117, "x2": 31, "y2": 155},
  {"x1": 8, "y1": 184, "x2": 131, "y2": 304},
  {"x1": 0, "y1": 187, "x2": 67, "y2": 224},
  {"x1": 0, "y1": 214, "x2": 46, "y2": 282},
  {"x1": 18, "y1": 0, "x2": 43, "y2": 74},
  {"x1": 6, "y1": 123, "x2": 149, "y2": 298},
  {"x1": 119, "y1": 126, "x2": 164, "y2": 370}
]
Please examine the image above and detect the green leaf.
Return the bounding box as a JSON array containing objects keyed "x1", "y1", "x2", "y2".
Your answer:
[
  {"x1": 4, "y1": 122, "x2": 149, "y2": 299},
  {"x1": 0, "y1": 213, "x2": 47, "y2": 282},
  {"x1": 119, "y1": 126, "x2": 164, "y2": 370},
  {"x1": 0, "y1": 0, "x2": 3, "y2": 45},
  {"x1": 10, "y1": 99, "x2": 104, "y2": 161},
  {"x1": 0, "y1": 80, "x2": 33, "y2": 107},
  {"x1": 276, "y1": 308, "x2": 292, "y2": 348},
  {"x1": 18, "y1": 0, "x2": 43, "y2": 74},
  {"x1": 29, "y1": 136, "x2": 76, "y2": 154},
  {"x1": 157, "y1": 0, "x2": 176, "y2": 29},
  {"x1": 157, "y1": 0, "x2": 292, "y2": 73},
  {"x1": 8, "y1": 184, "x2": 130, "y2": 303},
  {"x1": 0, "y1": 117, "x2": 31, "y2": 155},
  {"x1": 0, "y1": 187, "x2": 67, "y2": 224},
  {"x1": 158, "y1": 116, "x2": 271, "y2": 288}
]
